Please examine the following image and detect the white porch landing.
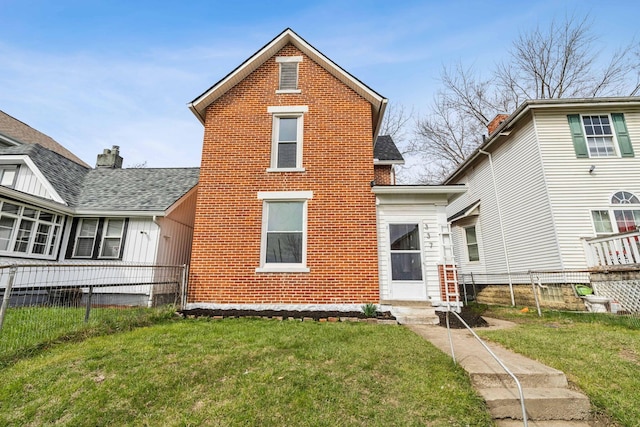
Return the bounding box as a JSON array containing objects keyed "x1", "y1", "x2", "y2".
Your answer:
[{"x1": 381, "y1": 300, "x2": 439, "y2": 325}]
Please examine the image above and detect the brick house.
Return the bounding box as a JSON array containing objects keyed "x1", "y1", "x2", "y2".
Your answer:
[{"x1": 186, "y1": 29, "x2": 464, "y2": 314}]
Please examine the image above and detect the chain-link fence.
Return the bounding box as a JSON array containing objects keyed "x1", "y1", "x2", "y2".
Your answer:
[
  {"x1": 0, "y1": 263, "x2": 186, "y2": 362},
  {"x1": 459, "y1": 269, "x2": 640, "y2": 318}
]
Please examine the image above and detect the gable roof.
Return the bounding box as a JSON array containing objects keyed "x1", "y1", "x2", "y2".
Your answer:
[
  {"x1": 374, "y1": 135, "x2": 404, "y2": 164},
  {"x1": 0, "y1": 143, "x2": 199, "y2": 213},
  {"x1": 75, "y1": 167, "x2": 199, "y2": 212},
  {"x1": 188, "y1": 28, "x2": 388, "y2": 140},
  {"x1": 0, "y1": 143, "x2": 89, "y2": 206},
  {"x1": 443, "y1": 96, "x2": 640, "y2": 184},
  {"x1": 0, "y1": 110, "x2": 90, "y2": 167}
]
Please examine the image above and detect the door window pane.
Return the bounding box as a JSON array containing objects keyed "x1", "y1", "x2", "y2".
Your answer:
[
  {"x1": 391, "y1": 253, "x2": 423, "y2": 281},
  {"x1": 389, "y1": 224, "x2": 420, "y2": 250},
  {"x1": 389, "y1": 223, "x2": 422, "y2": 281}
]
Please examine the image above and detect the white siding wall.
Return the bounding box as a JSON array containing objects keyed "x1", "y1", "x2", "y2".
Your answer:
[
  {"x1": 14, "y1": 166, "x2": 53, "y2": 199},
  {"x1": 448, "y1": 118, "x2": 562, "y2": 273},
  {"x1": 156, "y1": 189, "x2": 197, "y2": 266},
  {"x1": 121, "y1": 218, "x2": 160, "y2": 263},
  {"x1": 535, "y1": 106, "x2": 640, "y2": 269},
  {"x1": 377, "y1": 199, "x2": 449, "y2": 303},
  {"x1": 451, "y1": 216, "x2": 485, "y2": 275}
]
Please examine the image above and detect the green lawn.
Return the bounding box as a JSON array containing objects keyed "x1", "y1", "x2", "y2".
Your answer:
[
  {"x1": 478, "y1": 307, "x2": 640, "y2": 427},
  {"x1": 0, "y1": 318, "x2": 493, "y2": 426},
  {"x1": 0, "y1": 305, "x2": 175, "y2": 367}
]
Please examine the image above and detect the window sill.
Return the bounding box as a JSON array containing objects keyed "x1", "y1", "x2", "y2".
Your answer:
[
  {"x1": 266, "y1": 167, "x2": 305, "y2": 173},
  {"x1": 276, "y1": 89, "x2": 301, "y2": 94},
  {"x1": 256, "y1": 266, "x2": 310, "y2": 273}
]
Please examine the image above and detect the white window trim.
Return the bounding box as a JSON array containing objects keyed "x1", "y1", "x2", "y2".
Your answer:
[
  {"x1": 267, "y1": 106, "x2": 308, "y2": 172},
  {"x1": 388, "y1": 222, "x2": 424, "y2": 282},
  {"x1": 581, "y1": 113, "x2": 619, "y2": 158},
  {"x1": 276, "y1": 56, "x2": 303, "y2": 63},
  {"x1": 256, "y1": 191, "x2": 312, "y2": 273},
  {"x1": 0, "y1": 199, "x2": 63, "y2": 259},
  {"x1": 73, "y1": 218, "x2": 99, "y2": 258},
  {"x1": 98, "y1": 218, "x2": 125, "y2": 259},
  {"x1": 276, "y1": 56, "x2": 302, "y2": 93},
  {"x1": 464, "y1": 225, "x2": 480, "y2": 263}
]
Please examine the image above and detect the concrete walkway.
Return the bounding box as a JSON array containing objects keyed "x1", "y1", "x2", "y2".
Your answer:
[{"x1": 408, "y1": 318, "x2": 593, "y2": 426}]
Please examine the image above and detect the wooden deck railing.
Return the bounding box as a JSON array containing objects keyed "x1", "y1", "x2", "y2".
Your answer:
[{"x1": 583, "y1": 230, "x2": 640, "y2": 267}]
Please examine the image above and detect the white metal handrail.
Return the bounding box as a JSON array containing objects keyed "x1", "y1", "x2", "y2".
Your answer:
[{"x1": 445, "y1": 309, "x2": 528, "y2": 426}]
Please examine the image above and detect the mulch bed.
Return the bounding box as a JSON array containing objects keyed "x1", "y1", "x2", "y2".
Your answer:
[
  {"x1": 436, "y1": 307, "x2": 488, "y2": 329},
  {"x1": 179, "y1": 308, "x2": 396, "y2": 322}
]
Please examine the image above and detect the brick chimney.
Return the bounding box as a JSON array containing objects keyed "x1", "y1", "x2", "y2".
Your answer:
[
  {"x1": 487, "y1": 114, "x2": 510, "y2": 135},
  {"x1": 96, "y1": 145, "x2": 123, "y2": 169}
]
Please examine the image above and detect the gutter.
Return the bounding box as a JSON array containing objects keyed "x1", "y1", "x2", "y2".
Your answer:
[{"x1": 444, "y1": 96, "x2": 640, "y2": 184}]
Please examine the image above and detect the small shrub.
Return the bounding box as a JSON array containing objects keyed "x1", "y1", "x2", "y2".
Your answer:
[{"x1": 361, "y1": 303, "x2": 378, "y2": 318}]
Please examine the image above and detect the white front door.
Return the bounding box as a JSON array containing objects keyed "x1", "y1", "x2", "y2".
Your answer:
[{"x1": 388, "y1": 223, "x2": 427, "y2": 300}]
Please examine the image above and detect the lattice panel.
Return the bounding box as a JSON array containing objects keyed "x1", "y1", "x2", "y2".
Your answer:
[{"x1": 593, "y1": 280, "x2": 640, "y2": 313}]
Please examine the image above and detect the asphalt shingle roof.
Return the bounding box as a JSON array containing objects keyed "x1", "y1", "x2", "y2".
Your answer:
[
  {"x1": 0, "y1": 110, "x2": 90, "y2": 167},
  {"x1": 0, "y1": 143, "x2": 199, "y2": 212},
  {"x1": 76, "y1": 167, "x2": 199, "y2": 211},
  {"x1": 374, "y1": 135, "x2": 403, "y2": 162},
  {"x1": 0, "y1": 144, "x2": 89, "y2": 206}
]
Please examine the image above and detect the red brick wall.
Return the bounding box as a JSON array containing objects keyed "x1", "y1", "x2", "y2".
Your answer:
[
  {"x1": 188, "y1": 44, "x2": 380, "y2": 304},
  {"x1": 374, "y1": 165, "x2": 392, "y2": 185}
]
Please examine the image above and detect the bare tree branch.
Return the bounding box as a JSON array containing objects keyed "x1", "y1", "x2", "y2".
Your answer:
[{"x1": 407, "y1": 13, "x2": 640, "y2": 183}]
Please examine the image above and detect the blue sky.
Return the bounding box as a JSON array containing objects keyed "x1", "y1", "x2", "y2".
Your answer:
[{"x1": 1, "y1": 0, "x2": 638, "y2": 168}]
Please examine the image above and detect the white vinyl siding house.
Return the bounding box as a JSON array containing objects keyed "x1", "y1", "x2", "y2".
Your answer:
[
  {"x1": 447, "y1": 116, "x2": 561, "y2": 273},
  {"x1": 535, "y1": 105, "x2": 640, "y2": 269},
  {"x1": 446, "y1": 98, "x2": 640, "y2": 274}
]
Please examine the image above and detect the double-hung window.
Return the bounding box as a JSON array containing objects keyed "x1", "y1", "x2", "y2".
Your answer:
[
  {"x1": 267, "y1": 106, "x2": 307, "y2": 171},
  {"x1": 389, "y1": 224, "x2": 423, "y2": 281},
  {"x1": 70, "y1": 218, "x2": 127, "y2": 260},
  {"x1": 567, "y1": 113, "x2": 634, "y2": 158},
  {"x1": 257, "y1": 191, "x2": 312, "y2": 273},
  {"x1": 464, "y1": 226, "x2": 480, "y2": 262}
]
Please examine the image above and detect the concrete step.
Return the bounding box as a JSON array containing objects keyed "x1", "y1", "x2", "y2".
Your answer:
[
  {"x1": 495, "y1": 420, "x2": 593, "y2": 427},
  {"x1": 471, "y1": 370, "x2": 568, "y2": 389},
  {"x1": 479, "y1": 387, "x2": 591, "y2": 421},
  {"x1": 390, "y1": 306, "x2": 439, "y2": 325}
]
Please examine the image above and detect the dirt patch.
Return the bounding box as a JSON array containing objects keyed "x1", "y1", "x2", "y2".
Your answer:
[
  {"x1": 619, "y1": 348, "x2": 639, "y2": 365},
  {"x1": 436, "y1": 307, "x2": 489, "y2": 329},
  {"x1": 179, "y1": 308, "x2": 396, "y2": 322}
]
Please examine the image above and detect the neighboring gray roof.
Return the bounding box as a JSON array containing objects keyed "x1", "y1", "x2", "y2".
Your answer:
[
  {"x1": 0, "y1": 143, "x2": 199, "y2": 212},
  {"x1": 76, "y1": 167, "x2": 199, "y2": 211},
  {"x1": 0, "y1": 144, "x2": 89, "y2": 206},
  {"x1": 0, "y1": 110, "x2": 90, "y2": 167},
  {"x1": 374, "y1": 135, "x2": 403, "y2": 162}
]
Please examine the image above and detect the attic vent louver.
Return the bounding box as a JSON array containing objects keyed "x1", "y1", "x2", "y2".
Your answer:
[
  {"x1": 276, "y1": 56, "x2": 302, "y2": 91},
  {"x1": 279, "y1": 62, "x2": 298, "y2": 90}
]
